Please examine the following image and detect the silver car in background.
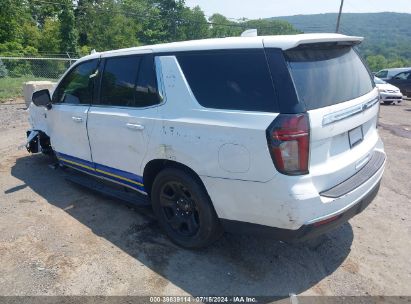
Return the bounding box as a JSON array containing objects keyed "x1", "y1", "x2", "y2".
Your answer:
[{"x1": 375, "y1": 67, "x2": 411, "y2": 81}]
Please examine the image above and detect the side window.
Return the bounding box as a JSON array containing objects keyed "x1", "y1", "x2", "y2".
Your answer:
[
  {"x1": 53, "y1": 59, "x2": 98, "y2": 104},
  {"x1": 100, "y1": 56, "x2": 141, "y2": 107},
  {"x1": 394, "y1": 72, "x2": 409, "y2": 80},
  {"x1": 135, "y1": 55, "x2": 161, "y2": 107},
  {"x1": 99, "y1": 54, "x2": 161, "y2": 108},
  {"x1": 177, "y1": 51, "x2": 277, "y2": 112}
]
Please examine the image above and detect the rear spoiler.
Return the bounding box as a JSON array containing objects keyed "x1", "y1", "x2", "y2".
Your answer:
[{"x1": 263, "y1": 34, "x2": 363, "y2": 50}]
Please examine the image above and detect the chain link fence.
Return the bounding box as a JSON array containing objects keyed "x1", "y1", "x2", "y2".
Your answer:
[
  {"x1": 0, "y1": 56, "x2": 77, "y2": 101},
  {"x1": 0, "y1": 56, "x2": 77, "y2": 80}
]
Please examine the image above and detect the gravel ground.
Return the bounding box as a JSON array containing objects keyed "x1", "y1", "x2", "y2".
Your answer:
[{"x1": 0, "y1": 98, "x2": 410, "y2": 298}]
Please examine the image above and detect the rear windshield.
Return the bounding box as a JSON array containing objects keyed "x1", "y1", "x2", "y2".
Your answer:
[{"x1": 285, "y1": 46, "x2": 374, "y2": 110}]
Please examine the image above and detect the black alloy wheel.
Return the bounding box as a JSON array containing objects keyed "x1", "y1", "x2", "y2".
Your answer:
[
  {"x1": 159, "y1": 181, "x2": 200, "y2": 236},
  {"x1": 151, "y1": 167, "x2": 222, "y2": 248}
]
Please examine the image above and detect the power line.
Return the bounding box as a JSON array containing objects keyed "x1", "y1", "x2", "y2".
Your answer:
[{"x1": 29, "y1": 0, "x2": 287, "y2": 31}]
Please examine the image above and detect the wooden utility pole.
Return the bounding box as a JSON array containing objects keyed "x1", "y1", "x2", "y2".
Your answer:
[{"x1": 336, "y1": 0, "x2": 344, "y2": 33}]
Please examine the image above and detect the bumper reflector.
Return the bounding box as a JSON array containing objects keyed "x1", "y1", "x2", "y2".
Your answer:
[{"x1": 313, "y1": 214, "x2": 341, "y2": 227}]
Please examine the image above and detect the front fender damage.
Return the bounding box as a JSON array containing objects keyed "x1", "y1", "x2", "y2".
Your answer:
[{"x1": 25, "y1": 130, "x2": 52, "y2": 155}]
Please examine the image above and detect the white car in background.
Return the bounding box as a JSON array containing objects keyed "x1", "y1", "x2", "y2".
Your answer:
[{"x1": 374, "y1": 77, "x2": 403, "y2": 105}]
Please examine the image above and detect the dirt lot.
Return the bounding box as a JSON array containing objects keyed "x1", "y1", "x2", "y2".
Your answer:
[{"x1": 0, "y1": 98, "x2": 410, "y2": 298}]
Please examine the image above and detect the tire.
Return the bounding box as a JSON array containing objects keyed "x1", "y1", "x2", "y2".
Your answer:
[{"x1": 151, "y1": 167, "x2": 223, "y2": 248}]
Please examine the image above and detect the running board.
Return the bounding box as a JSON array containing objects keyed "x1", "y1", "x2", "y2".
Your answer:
[{"x1": 64, "y1": 170, "x2": 150, "y2": 208}]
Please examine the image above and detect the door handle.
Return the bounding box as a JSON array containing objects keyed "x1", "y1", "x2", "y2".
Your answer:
[
  {"x1": 72, "y1": 116, "x2": 83, "y2": 123},
  {"x1": 126, "y1": 123, "x2": 145, "y2": 131}
]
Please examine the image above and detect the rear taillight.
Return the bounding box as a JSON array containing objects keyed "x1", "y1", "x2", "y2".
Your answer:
[{"x1": 266, "y1": 113, "x2": 310, "y2": 175}]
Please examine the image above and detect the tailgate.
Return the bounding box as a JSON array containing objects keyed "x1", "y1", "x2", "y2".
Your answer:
[
  {"x1": 308, "y1": 90, "x2": 380, "y2": 192},
  {"x1": 285, "y1": 44, "x2": 380, "y2": 193}
]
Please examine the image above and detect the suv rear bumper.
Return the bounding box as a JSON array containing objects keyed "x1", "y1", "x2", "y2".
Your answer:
[
  {"x1": 220, "y1": 181, "x2": 380, "y2": 241},
  {"x1": 320, "y1": 151, "x2": 385, "y2": 198},
  {"x1": 201, "y1": 144, "x2": 385, "y2": 233}
]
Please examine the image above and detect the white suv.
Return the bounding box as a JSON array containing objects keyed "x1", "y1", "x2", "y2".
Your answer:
[{"x1": 28, "y1": 34, "x2": 386, "y2": 248}]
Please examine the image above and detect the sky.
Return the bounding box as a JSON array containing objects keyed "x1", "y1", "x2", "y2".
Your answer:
[{"x1": 184, "y1": 0, "x2": 411, "y2": 19}]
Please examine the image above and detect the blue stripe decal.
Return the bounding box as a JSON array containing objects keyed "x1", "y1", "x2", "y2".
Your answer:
[
  {"x1": 95, "y1": 171, "x2": 145, "y2": 191},
  {"x1": 62, "y1": 162, "x2": 97, "y2": 176},
  {"x1": 94, "y1": 163, "x2": 144, "y2": 184},
  {"x1": 56, "y1": 152, "x2": 145, "y2": 192},
  {"x1": 56, "y1": 152, "x2": 95, "y2": 169}
]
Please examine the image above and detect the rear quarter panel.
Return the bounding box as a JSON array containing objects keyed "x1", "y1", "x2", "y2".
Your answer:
[{"x1": 140, "y1": 56, "x2": 278, "y2": 182}]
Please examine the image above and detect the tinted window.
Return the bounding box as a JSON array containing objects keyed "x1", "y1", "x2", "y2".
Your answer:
[
  {"x1": 285, "y1": 46, "x2": 374, "y2": 110},
  {"x1": 177, "y1": 51, "x2": 277, "y2": 112},
  {"x1": 100, "y1": 55, "x2": 161, "y2": 107},
  {"x1": 135, "y1": 56, "x2": 161, "y2": 107},
  {"x1": 394, "y1": 71, "x2": 411, "y2": 80},
  {"x1": 101, "y1": 56, "x2": 140, "y2": 107},
  {"x1": 53, "y1": 59, "x2": 98, "y2": 104},
  {"x1": 375, "y1": 70, "x2": 388, "y2": 78}
]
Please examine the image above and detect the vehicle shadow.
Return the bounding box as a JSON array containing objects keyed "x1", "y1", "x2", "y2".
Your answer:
[{"x1": 10, "y1": 154, "x2": 354, "y2": 298}]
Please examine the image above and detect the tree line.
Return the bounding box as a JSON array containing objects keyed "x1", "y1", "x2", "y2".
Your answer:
[
  {"x1": 0, "y1": 0, "x2": 300, "y2": 58},
  {"x1": 1, "y1": 0, "x2": 405, "y2": 74},
  {"x1": 270, "y1": 13, "x2": 411, "y2": 72}
]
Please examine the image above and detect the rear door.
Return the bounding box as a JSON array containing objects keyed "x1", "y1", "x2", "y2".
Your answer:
[
  {"x1": 284, "y1": 45, "x2": 379, "y2": 192},
  {"x1": 48, "y1": 59, "x2": 99, "y2": 169},
  {"x1": 87, "y1": 53, "x2": 161, "y2": 193}
]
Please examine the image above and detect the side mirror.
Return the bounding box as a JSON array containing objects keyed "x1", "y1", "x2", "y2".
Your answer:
[{"x1": 32, "y1": 89, "x2": 52, "y2": 109}]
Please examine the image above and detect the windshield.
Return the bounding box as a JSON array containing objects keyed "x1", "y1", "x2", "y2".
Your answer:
[
  {"x1": 375, "y1": 70, "x2": 388, "y2": 78},
  {"x1": 374, "y1": 77, "x2": 386, "y2": 84},
  {"x1": 285, "y1": 46, "x2": 374, "y2": 110}
]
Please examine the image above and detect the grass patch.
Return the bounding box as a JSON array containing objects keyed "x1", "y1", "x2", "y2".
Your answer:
[{"x1": 0, "y1": 76, "x2": 52, "y2": 102}]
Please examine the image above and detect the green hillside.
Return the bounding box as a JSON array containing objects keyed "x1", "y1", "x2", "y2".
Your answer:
[{"x1": 271, "y1": 12, "x2": 411, "y2": 71}]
